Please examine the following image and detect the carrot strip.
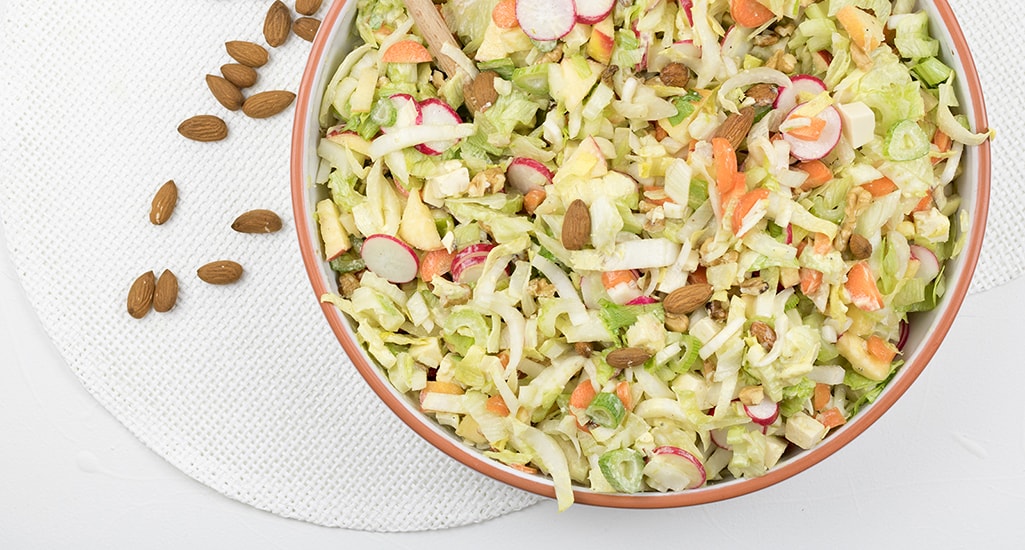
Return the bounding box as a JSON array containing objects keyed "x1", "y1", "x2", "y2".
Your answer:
[
  {"x1": 799, "y1": 267, "x2": 822, "y2": 295},
  {"x1": 817, "y1": 408, "x2": 847, "y2": 429},
  {"x1": 786, "y1": 116, "x2": 827, "y2": 141},
  {"x1": 796, "y1": 160, "x2": 832, "y2": 189},
  {"x1": 931, "y1": 129, "x2": 952, "y2": 165},
  {"x1": 569, "y1": 381, "x2": 597, "y2": 410},
  {"x1": 813, "y1": 232, "x2": 832, "y2": 255},
  {"x1": 616, "y1": 381, "x2": 634, "y2": 411},
  {"x1": 732, "y1": 188, "x2": 770, "y2": 236},
  {"x1": 813, "y1": 383, "x2": 831, "y2": 412},
  {"x1": 601, "y1": 270, "x2": 637, "y2": 290},
  {"x1": 423, "y1": 380, "x2": 464, "y2": 395},
  {"x1": 845, "y1": 261, "x2": 884, "y2": 311},
  {"x1": 862, "y1": 176, "x2": 898, "y2": 197},
  {"x1": 730, "y1": 0, "x2": 775, "y2": 28},
  {"x1": 419, "y1": 248, "x2": 455, "y2": 282},
  {"x1": 712, "y1": 137, "x2": 740, "y2": 200},
  {"x1": 522, "y1": 187, "x2": 547, "y2": 215},
  {"x1": 486, "y1": 395, "x2": 511, "y2": 416},
  {"x1": 867, "y1": 335, "x2": 898, "y2": 363},
  {"x1": 381, "y1": 40, "x2": 432, "y2": 63},
  {"x1": 913, "y1": 194, "x2": 932, "y2": 212},
  {"x1": 492, "y1": 0, "x2": 519, "y2": 29}
]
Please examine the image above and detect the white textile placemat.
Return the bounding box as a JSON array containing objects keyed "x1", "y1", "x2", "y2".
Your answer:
[{"x1": 0, "y1": 0, "x2": 1017, "y2": 532}]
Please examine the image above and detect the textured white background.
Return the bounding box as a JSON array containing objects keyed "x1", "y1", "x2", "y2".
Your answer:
[{"x1": 1, "y1": 0, "x2": 1023, "y2": 542}]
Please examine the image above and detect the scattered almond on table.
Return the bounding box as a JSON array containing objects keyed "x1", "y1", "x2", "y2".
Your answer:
[
  {"x1": 149, "y1": 180, "x2": 178, "y2": 225},
  {"x1": 153, "y1": 270, "x2": 179, "y2": 313},
  {"x1": 232, "y1": 209, "x2": 283, "y2": 234},
  {"x1": 264, "y1": 0, "x2": 292, "y2": 47},
  {"x1": 177, "y1": 115, "x2": 228, "y2": 142},
  {"x1": 197, "y1": 261, "x2": 244, "y2": 285},
  {"x1": 242, "y1": 90, "x2": 296, "y2": 118},
  {"x1": 206, "y1": 74, "x2": 244, "y2": 111},
  {"x1": 293, "y1": 17, "x2": 321, "y2": 42},
  {"x1": 127, "y1": 271, "x2": 156, "y2": 319}
]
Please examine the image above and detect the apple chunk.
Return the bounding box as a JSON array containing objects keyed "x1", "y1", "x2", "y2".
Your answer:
[{"x1": 316, "y1": 199, "x2": 351, "y2": 261}]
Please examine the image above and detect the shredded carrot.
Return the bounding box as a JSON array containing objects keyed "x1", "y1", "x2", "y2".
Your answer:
[
  {"x1": 569, "y1": 381, "x2": 597, "y2": 410},
  {"x1": 817, "y1": 407, "x2": 847, "y2": 429},
  {"x1": 491, "y1": 0, "x2": 519, "y2": 29},
  {"x1": 800, "y1": 267, "x2": 822, "y2": 295},
  {"x1": 732, "y1": 188, "x2": 770, "y2": 236},
  {"x1": 712, "y1": 137, "x2": 740, "y2": 201},
  {"x1": 423, "y1": 380, "x2": 464, "y2": 395},
  {"x1": 861, "y1": 176, "x2": 898, "y2": 197},
  {"x1": 643, "y1": 185, "x2": 674, "y2": 206},
  {"x1": 813, "y1": 383, "x2": 831, "y2": 412},
  {"x1": 419, "y1": 248, "x2": 454, "y2": 283},
  {"x1": 813, "y1": 232, "x2": 832, "y2": 255},
  {"x1": 601, "y1": 270, "x2": 637, "y2": 290},
  {"x1": 867, "y1": 335, "x2": 898, "y2": 363},
  {"x1": 509, "y1": 463, "x2": 539, "y2": 475},
  {"x1": 689, "y1": 266, "x2": 708, "y2": 285},
  {"x1": 486, "y1": 394, "x2": 511, "y2": 416},
  {"x1": 730, "y1": 0, "x2": 775, "y2": 28},
  {"x1": 522, "y1": 187, "x2": 547, "y2": 215},
  {"x1": 931, "y1": 129, "x2": 952, "y2": 165},
  {"x1": 913, "y1": 194, "x2": 932, "y2": 212},
  {"x1": 786, "y1": 116, "x2": 827, "y2": 141},
  {"x1": 796, "y1": 159, "x2": 833, "y2": 189},
  {"x1": 845, "y1": 261, "x2": 884, "y2": 311},
  {"x1": 381, "y1": 40, "x2": 432, "y2": 63},
  {"x1": 836, "y1": 5, "x2": 883, "y2": 52},
  {"x1": 616, "y1": 381, "x2": 634, "y2": 411}
]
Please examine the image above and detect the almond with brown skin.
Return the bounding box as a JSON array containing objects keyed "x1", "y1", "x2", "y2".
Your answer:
[
  {"x1": 206, "y1": 74, "x2": 243, "y2": 111},
  {"x1": 606, "y1": 347, "x2": 653, "y2": 369},
  {"x1": 714, "y1": 106, "x2": 756, "y2": 151},
  {"x1": 660, "y1": 62, "x2": 690, "y2": 88},
  {"x1": 663, "y1": 283, "x2": 713, "y2": 315},
  {"x1": 153, "y1": 270, "x2": 179, "y2": 313},
  {"x1": 225, "y1": 41, "x2": 268, "y2": 67},
  {"x1": 848, "y1": 233, "x2": 873, "y2": 260},
  {"x1": 178, "y1": 115, "x2": 228, "y2": 142},
  {"x1": 746, "y1": 83, "x2": 778, "y2": 107},
  {"x1": 561, "y1": 199, "x2": 590, "y2": 251},
  {"x1": 293, "y1": 17, "x2": 321, "y2": 42},
  {"x1": 232, "y1": 209, "x2": 282, "y2": 233},
  {"x1": 242, "y1": 90, "x2": 296, "y2": 118},
  {"x1": 264, "y1": 0, "x2": 291, "y2": 48},
  {"x1": 220, "y1": 64, "x2": 258, "y2": 89},
  {"x1": 295, "y1": 0, "x2": 322, "y2": 16},
  {"x1": 197, "y1": 260, "x2": 243, "y2": 285},
  {"x1": 464, "y1": 70, "x2": 499, "y2": 113},
  {"x1": 750, "y1": 321, "x2": 777, "y2": 350},
  {"x1": 149, "y1": 180, "x2": 178, "y2": 225},
  {"x1": 127, "y1": 271, "x2": 156, "y2": 319}
]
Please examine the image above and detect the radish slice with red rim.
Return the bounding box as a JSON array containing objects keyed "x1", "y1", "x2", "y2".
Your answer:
[
  {"x1": 451, "y1": 244, "x2": 496, "y2": 284},
  {"x1": 626, "y1": 295, "x2": 658, "y2": 306},
  {"x1": 575, "y1": 0, "x2": 615, "y2": 24},
  {"x1": 516, "y1": 0, "x2": 576, "y2": 41},
  {"x1": 361, "y1": 234, "x2": 420, "y2": 284},
  {"x1": 897, "y1": 319, "x2": 910, "y2": 352},
  {"x1": 381, "y1": 93, "x2": 422, "y2": 134},
  {"x1": 414, "y1": 98, "x2": 463, "y2": 156},
  {"x1": 744, "y1": 398, "x2": 780, "y2": 426},
  {"x1": 506, "y1": 157, "x2": 553, "y2": 194},
  {"x1": 710, "y1": 427, "x2": 732, "y2": 451},
  {"x1": 909, "y1": 244, "x2": 940, "y2": 281},
  {"x1": 643, "y1": 446, "x2": 706, "y2": 491},
  {"x1": 774, "y1": 74, "x2": 827, "y2": 116},
  {"x1": 782, "y1": 104, "x2": 842, "y2": 161}
]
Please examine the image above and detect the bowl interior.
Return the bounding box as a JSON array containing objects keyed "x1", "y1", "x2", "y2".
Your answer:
[{"x1": 290, "y1": 0, "x2": 990, "y2": 508}]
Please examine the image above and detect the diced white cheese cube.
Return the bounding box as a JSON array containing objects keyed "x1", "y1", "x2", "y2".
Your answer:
[
  {"x1": 785, "y1": 411, "x2": 828, "y2": 450},
  {"x1": 837, "y1": 102, "x2": 877, "y2": 149}
]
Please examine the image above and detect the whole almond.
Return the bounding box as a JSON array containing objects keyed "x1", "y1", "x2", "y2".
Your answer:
[
  {"x1": 206, "y1": 74, "x2": 243, "y2": 111},
  {"x1": 127, "y1": 271, "x2": 156, "y2": 319},
  {"x1": 242, "y1": 90, "x2": 296, "y2": 119},
  {"x1": 561, "y1": 199, "x2": 590, "y2": 251},
  {"x1": 178, "y1": 115, "x2": 228, "y2": 142},
  {"x1": 606, "y1": 347, "x2": 653, "y2": 369},
  {"x1": 232, "y1": 209, "x2": 282, "y2": 233},
  {"x1": 149, "y1": 180, "x2": 178, "y2": 225},
  {"x1": 714, "y1": 106, "x2": 756, "y2": 151},
  {"x1": 264, "y1": 0, "x2": 291, "y2": 48},
  {"x1": 197, "y1": 260, "x2": 243, "y2": 285},
  {"x1": 464, "y1": 70, "x2": 499, "y2": 113},
  {"x1": 663, "y1": 283, "x2": 713, "y2": 315},
  {"x1": 848, "y1": 233, "x2": 873, "y2": 260},
  {"x1": 225, "y1": 41, "x2": 268, "y2": 68},
  {"x1": 154, "y1": 270, "x2": 179, "y2": 313},
  {"x1": 295, "y1": 0, "x2": 322, "y2": 16},
  {"x1": 750, "y1": 321, "x2": 777, "y2": 350},
  {"x1": 221, "y1": 64, "x2": 258, "y2": 89},
  {"x1": 293, "y1": 17, "x2": 321, "y2": 42},
  {"x1": 746, "y1": 83, "x2": 778, "y2": 107}
]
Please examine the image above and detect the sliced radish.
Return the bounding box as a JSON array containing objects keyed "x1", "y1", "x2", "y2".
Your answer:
[
  {"x1": 452, "y1": 244, "x2": 496, "y2": 284},
  {"x1": 774, "y1": 74, "x2": 827, "y2": 116},
  {"x1": 643, "y1": 446, "x2": 706, "y2": 491},
  {"x1": 575, "y1": 0, "x2": 615, "y2": 24},
  {"x1": 361, "y1": 234, "x2": 420, "y2": 284},
  {"x1": 516, "y1": 0, "x2": 576, "y2": 41},
  {"x1": 414, "y1": 98, "x2": 463, "y2": 156},
  {"x1": 710, "y1": 427, "x2": 732, "y2": 451},
  {"x1": 381, "y1": 93, "x2": 422, "y2": 134},
  {"x1": 782, "y1": 104, "x2": 843, "y2": 161},
  {"x1": 506, "y1": 157, "x2": 554, "y2": 194},
  {"x1": 679, "y1": 0, "x2": 694, "y2": 26},
  {"x1": 909, "y1": 244, "x2": 940, "y2": 281},
  {"x1": 785, "y1": 224, "x2": 794, "y2": 245},
  {"x1": 606, "y1": 281, "x2": 643, "y2": 305},
  {"x1": 897, "y1": 320, "x2": 910, "y2": 352},
  {"x1": 744, "y1": 398, "x2": 780, "y2": 427},
  {"x1": 626, "y1": 295, "x2": 658, "y2": 306}
]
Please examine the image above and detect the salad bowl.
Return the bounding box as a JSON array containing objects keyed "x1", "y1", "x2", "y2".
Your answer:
[{"x1": 291, "y1": 0, "x2": 990, "y2": 508}]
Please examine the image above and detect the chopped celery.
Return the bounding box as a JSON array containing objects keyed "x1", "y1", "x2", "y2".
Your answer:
[
  {"x1": 884, "y1": 120, "x2": 931, "y2": 161},
  {"x1": 598, "y1": 448, "x2": 645, "y2": 493},
  {"x1": 912, "y1": 57, "x2": 954, "y2": 88},
  {"x1": 586, "y1": 392, "x2": 626, "y2": 428}
]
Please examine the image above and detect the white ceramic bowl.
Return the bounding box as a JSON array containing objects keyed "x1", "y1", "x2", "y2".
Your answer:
[{"x1": 291, "y1": 1, "x2": 991, "y2": 508}]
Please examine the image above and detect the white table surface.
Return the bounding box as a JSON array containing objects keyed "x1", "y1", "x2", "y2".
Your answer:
[{"x1": 3, "y1": 218, "x2": 1024, "y2": 548}]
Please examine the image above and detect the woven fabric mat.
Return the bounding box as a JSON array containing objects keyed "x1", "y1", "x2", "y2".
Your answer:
[{"x1": 0, "y1": 0, "x2": 1017, "y2": 532}]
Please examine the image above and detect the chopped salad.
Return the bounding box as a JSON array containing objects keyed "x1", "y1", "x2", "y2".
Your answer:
[{"x1": 312, "y1": 0, "x2": 991, "y2": 509}]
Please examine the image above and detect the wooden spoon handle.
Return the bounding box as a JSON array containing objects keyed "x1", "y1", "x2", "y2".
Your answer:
[{"x1": 403, "y1": 0, "x2": 463, "y2": 77}]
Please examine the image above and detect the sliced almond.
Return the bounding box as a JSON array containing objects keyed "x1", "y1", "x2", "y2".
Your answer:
[
  {"x1": 206, "y1": 74, "x2": 243, "y2": 111},
  {"x1": 464, "y1": 70, "x2": 499, "y2": 113},
  {"x1": 127, "y1": 271, "x2": 156, "y2": 319},
  {"x1": 242, "y1": 90, "x2": 296, "y2": 119},
  {"x1": 153, "y1": 270, "x2": 179, "y2": 313},
  {"x1": 232, "y1": 209, "x2": 282, "y2": 233},
  {"x1": 221, "y1": 64, "x2": 258, "y2": 89},
  {"x1": 663, "y1": 283, "x2": 713, "y2": 316},
  {"x1": 264, "y1": 0, "x2": 292, "y2": 48},
  {"x1": 149, "y1": 180, "x2": 178, "y2": 225},
  {"x1": 295, "y1": 0, "x2": 322, "y2": 16},
  {"x1": 197, "y1": 260, "x2": 243, "y2": 285},
  {"x1": 561, "y1": 199, "x2": 590, "y2": 251},
  {"x1": 177, "y1": 115, "x2": 228, "y2": 142},
  {"x1": 225, "y1": 41, "x2": 268, "y2": 68},
  {"x1": 714, "y1": 106, "x2": 756, "y2": 151},
  {"x1": 292, "y1": 17, "x2": 321, "y2": 42},
  {"x1": 606, "y1": 347, "x2": 653, "y2": 369}
]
